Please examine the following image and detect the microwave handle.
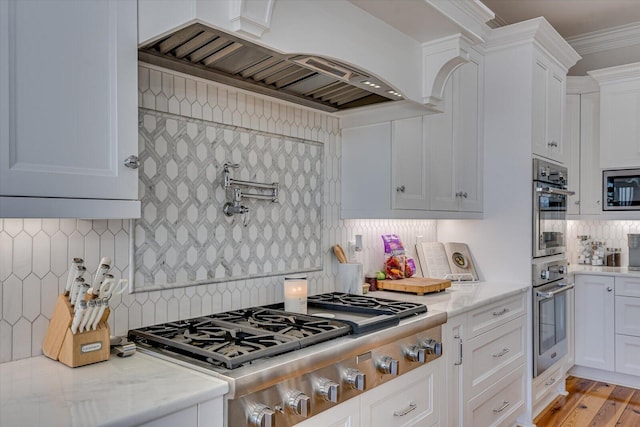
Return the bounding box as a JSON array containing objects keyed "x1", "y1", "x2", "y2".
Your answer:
[
  {"x1": 536, "y1": 283, "x2": 575, "y2": 299},
  {"x1": 536, "y1": 187, "x2": 576, "y2": 196}
]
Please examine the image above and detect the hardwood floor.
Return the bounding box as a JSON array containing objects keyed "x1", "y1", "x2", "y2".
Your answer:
[{"x1": 534, "y1": 376, "x2": 640, "y2": 427}]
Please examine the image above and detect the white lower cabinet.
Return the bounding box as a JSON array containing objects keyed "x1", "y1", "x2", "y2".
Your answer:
[
  {"x1": 295, "y1": 359, "x2": 441, "y2": 427},
  {"x1": 444, "y1": 292, "x2": 527, "y2": 427},
  {"x1": 573, "y1": 274, "x2": 640, "y2": 385},
  {"x1": 574, "y1": 274, "x2": 615, "y2": 370},
  {"x1": 139, "y1": 397, "x2": 223, "y2": 427}
]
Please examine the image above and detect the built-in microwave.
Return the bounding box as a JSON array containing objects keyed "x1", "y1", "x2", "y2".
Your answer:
[{"x1": 603, "y1": 169, "x2": 640, "y2": 211}]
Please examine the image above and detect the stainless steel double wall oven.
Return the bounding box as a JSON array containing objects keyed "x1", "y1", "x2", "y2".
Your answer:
[{"x1": 532, "y1": 159, "x2": 575, "y2": 377}]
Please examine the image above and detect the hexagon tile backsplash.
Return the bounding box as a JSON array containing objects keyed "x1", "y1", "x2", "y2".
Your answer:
[{"x1": 0, "y1": 64, "x2": 438, "y2": 362}]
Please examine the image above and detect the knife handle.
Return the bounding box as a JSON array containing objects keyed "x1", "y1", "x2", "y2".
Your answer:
[
  {"x1": 79, "y1": 300, "x2": 95, "y2": 333},
  {"x1": 71, "y1": 301, "x2": 86, "y2": 334}
]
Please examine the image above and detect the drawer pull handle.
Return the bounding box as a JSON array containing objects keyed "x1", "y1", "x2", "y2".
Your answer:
[
  {"x1": 492, "y1": 308, "x2": 509, "y2": 316},
  {"x1": 492, "y1": 347, "x2": 510, "y2": 358},
  {"x1": 393, "y1": 402, "x2": 417, "y2": 417},
  {"x1": 545, "y1": 377, "x2": 556, "y2": 386},
  {"x1": 493, "y1": 400, "x2": 510, "y2": 413}
]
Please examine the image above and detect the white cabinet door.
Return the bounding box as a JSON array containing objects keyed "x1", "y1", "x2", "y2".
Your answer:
[
  {"x1": 341, "y1": 122, "x2": 392, "y2": 217},
  {"x1": 0, "y1": 1, "x2": 138, "y2": 201},
  {"x1": 392, "y1": 116, "x2": 429, "y2": 210},
  {"x1": 532, "y1": 55, "x2": 566, "y2": 164},
  {"x1": 565, "y1": 94, "x2": 581, "y2": 215},
  {"x1": 443, "y1": 315, "x2": 465, "y2": 427},
  {"x1": 599, "y1": 78, "x2": 640, "y2": 168},
  {"x1": 429, "y1": 55, "x2": 482, "y2": 213},
  {"x1": 579, "y1": 92, "x2": 602, "y2": 214},
  {"x1": 574, "y1": 275, "x2": 615, "y2": 371}
]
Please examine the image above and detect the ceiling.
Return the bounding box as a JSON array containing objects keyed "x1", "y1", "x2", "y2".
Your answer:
[{"x1": 481, "y1": 0, "x2": 640, "y2": 38}]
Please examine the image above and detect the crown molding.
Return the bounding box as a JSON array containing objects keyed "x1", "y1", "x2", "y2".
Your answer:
[
  {"x1": 483, "y1": 17, "x2": 581, "y2": 71},
  {"x1": 588, "y1": 61, "x2": 640, "y2": 85},
  {"x1": 566, "y1": 76, "x2": 599, "y2": 94},
  {"x1": 426, "y1": 0, "x2": 494, "y2": 44},
  {"x1": 566, "y1": 21, "x2": 640, "y2": 55}
]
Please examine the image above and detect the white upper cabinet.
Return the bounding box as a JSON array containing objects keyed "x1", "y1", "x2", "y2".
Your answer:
[
  {"x1": 589, "y1": 63, "x2": 640, "y2": 169},
  {"x1": 392, "y1": 116, "x2": 429, "y2": 210},
  {"x1": 0, "y1": 0, "x2": 140, "y2": 218},
  {"x1": 565, "y1": 79, "x2": 603, "y2": 217},
  {"x1": 532, "y1": 54, "x2": 567, "y2": 164},
  {"x1": 340, "y1": 53, "x2": 483, "y2": 219},
  {"x1": 429, "y1": 53, "x2": 483, "y2": 212}
]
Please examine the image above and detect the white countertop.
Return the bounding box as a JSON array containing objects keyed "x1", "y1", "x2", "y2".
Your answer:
[
  {"x1": 570, "y1": 265, "x2": 640, "y2": 277},
  {"x1": 0, "y1": 352, "x2": 228, "y2": 427},
  {"x1": 372, "y1": 280, "x2": 530, "y2": 317}
]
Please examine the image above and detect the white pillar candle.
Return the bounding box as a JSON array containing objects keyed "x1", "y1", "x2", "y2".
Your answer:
[{"x1": 284, "y1": 277, "x2": 307, "y2": 314}]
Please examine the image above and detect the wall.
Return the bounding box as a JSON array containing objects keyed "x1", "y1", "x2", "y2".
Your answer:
[{"x1": 0, "y1": 64, "x2": 436, "y2": 363}]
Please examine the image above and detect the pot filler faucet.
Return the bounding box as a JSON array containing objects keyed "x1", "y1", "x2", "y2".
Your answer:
[{"x1": 222, "y1": 163, "x2": 279, "y2": 226}]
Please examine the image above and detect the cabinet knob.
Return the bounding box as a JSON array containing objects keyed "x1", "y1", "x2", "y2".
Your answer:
[
  {"x1": 462, "y1": 192, "x2": 468, "y2": 198},
  {"x1": 607, "y1": 287, "x2": 613, "y2": 292},
  {"x1": 123, "y1": 155, "x2": 139, "y2": 169},
  {"x1": 547, "y1": 141, "x2": 558, "y2": 148},
  {"x1": 396, "y1": 185, "x2": 406, "y2": 193},
  {"x1": 575, "y1": 200, "x2": 580, "y2": 205}
]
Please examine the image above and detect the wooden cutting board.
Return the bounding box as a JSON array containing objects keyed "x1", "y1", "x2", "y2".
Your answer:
[{"x1": 378, "y1": 277, "x2": 451, "y2": 295}]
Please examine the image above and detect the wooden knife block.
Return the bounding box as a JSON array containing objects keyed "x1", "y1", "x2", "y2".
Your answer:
[{"x1": 42, "y1": 294, "x2": 110, "y2": 367}]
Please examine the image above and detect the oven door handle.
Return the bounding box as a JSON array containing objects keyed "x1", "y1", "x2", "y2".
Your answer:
[
  {"x1": 536, "y1": 187, "x2": 576, "y2": 196},
  {"x1": 536, "y1": 283, "x2": 575, "y2": 299}
]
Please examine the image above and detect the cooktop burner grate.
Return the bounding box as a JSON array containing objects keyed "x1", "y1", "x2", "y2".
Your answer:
[{"x1": 307, "y1": 292, "x2": 427, "y2": 319}]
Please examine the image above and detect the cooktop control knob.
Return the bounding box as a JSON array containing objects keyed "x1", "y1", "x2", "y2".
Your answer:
[
  {"x1": 248, "y1": 404, "x2": 275, "y2": 427},
  {"x1": 421, "y1": 338, "x2": 442, "y2": 356},
  {"x1": 317, "y1": 378, "x2": 339, "y2": 403},
  {"x1": 404, "y1": 345, "x2": 426, "y2": 363},
  {"x1": 345, "y1": 368, "x2": 366, "y2": 390},
  {"x1": 377, "y1": 355, "x2": 399, "y2": 376},
  {"x1": 286, "y1": 390, "x2": 311, "y2": 417}
]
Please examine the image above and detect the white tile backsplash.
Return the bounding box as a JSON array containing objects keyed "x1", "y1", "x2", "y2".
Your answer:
[
  {"x1": 567, "y1": 220, "x2": 640, "y2": 266},
  {"x1": 0, "y1": 64, "x2": 437, "y2": 362}
]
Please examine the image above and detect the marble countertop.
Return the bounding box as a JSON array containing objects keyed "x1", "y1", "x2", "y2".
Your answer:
[
  {"x1": 0, "y1": 352, "x2": 228, "y2": 427},
  {"x1": 570, "y1": 265, "x2": 640, "y2": 277},
  {"x1": 372, "y1": 280, "x2": 530, "y2": 317}
]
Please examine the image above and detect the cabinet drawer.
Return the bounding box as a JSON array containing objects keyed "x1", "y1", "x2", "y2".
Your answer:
[
  {"x1": 468, "y1": 293, "x2": 526, "y2": 338},
  {"x1": 467, "y1": 365, "x2": 526, "y2": 427},
  {"x1": 362, "y1": 360, "x2": 440, "y2": 427},
  {"x1": 615, "y1": 334, "x2": 640, "y2": 376},
  {"x1": 466, "y1": 315, "x2": 526, "y2": 398},
  {"x1": 532, "y1": 362, "x2": 564, "y2": 407},
  {"x1": 616, "y1": 277, "x2": 640, "y2": 298},
  {"x1": 616, "y1": 296, "x2": 640, "y2": 336}
]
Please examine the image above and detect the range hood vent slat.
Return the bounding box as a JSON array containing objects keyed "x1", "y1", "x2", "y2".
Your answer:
[
  {"x1": 174, "y1": 32, "x2": 218, "y2": 59},
  {"x1": 189, "y1": 37, "x2": 231, "y2": 63},
  {"x1": 140, "y1": 23, "x2": 401, "y2": 111},
  {"x1": 202, "y1": 42, "x2": 243, "y2": 66}
]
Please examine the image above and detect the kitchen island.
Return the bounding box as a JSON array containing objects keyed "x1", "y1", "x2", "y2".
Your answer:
[{"x1": 0, "y1": 352, "x2": 228, "y2": 427}]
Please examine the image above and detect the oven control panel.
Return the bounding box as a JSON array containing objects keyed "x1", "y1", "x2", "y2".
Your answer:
[{"x1": 230, "y1": 325, "x2": 442, "y2": 427}]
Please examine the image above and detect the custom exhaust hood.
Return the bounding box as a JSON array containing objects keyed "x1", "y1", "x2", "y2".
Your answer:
[{"x1": 138, "y1": 23, "x2": 404, "y2": 113}]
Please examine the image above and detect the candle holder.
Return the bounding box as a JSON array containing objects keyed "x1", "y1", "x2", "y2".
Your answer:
[{"x1": 284, "y1": 277, "x2": 307, "y2": 314}]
